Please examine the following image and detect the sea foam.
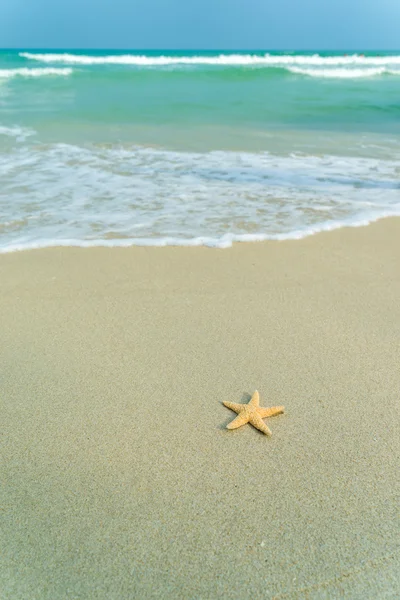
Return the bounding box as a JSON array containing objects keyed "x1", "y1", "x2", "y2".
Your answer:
[
  {"x1": 0, "y1": 67, "x2": 73, "y2": 79},
  {"x1": 288, "y1": 66, "x2": 400, "y2": 78},
  {"x1": 20, "y1": 52, "x2": 400, "y2": 67},
  {"x1": 0, "y1": 125, "x2": 36, "y2": 141},
  {"x1": 1, "y1": 142, "x2": 399, "y2": 252}
]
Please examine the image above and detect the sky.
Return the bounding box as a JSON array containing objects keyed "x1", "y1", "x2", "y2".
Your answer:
[{"x1": 1, "y1": 0, "x2": 399, "y2": 50}]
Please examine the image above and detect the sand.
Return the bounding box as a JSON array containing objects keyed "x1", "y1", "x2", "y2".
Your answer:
[{"x1": 1, "y1": 218, "x2": 400, "y2": 599}]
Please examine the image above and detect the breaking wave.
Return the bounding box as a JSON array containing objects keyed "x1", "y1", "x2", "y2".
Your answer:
[
  {"x1": 288, "y1": 66, "x2": 400, "y2": 78},
  {"x1": 0, "y1": 67, "x2": 73, "y2": 79},
  {"x1": 20, "y1": 51, "x2": 400, "y2": 67}
]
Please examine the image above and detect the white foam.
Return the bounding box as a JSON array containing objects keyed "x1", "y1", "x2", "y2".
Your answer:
[
  {"x1": 288, "y1": 66, "x2": 398, "y2": 78},
  {"x1": 0, "y1": 68, "x2": 73, "y2": 79},
  {"x1": 2, "y1": 214, "x2": 400, "y2": 253},
  {"x1": 1, "y1": 143, "x2": 399, "y2": 252},
  {"x1": 0, "y1": 125, "x2": 36, "y2": 141},
  {"x1": 20, "y1": 51, "x2": 400, "y2": 67}
]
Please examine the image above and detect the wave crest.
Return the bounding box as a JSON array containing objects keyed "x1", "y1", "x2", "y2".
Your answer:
[
  {"x1": 20, "y1": 51, "x2": 400, "y2": 67},
  {"x1": 288, "y1": 66, "x2": 400, "y2": 78},
  {"x1": 0, "y1": 67, "x2": 73, "y2": 79}
]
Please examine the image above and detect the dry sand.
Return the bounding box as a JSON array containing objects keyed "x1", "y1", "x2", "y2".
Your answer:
[{"x1": 1, "y1": 218, "x2": 400, "y2": 599}]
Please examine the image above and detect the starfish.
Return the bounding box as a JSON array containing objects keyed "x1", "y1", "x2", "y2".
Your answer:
[{"x1": 223, "y1": 390, "x2": 284, "y2": 436}]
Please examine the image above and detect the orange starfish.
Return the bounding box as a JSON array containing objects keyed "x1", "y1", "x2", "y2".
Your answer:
[{"x1": 223, "y1": 390, "x2": 284, "y2": 436}]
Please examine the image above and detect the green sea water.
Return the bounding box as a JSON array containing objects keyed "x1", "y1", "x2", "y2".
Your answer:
[{"x1": 0, "y1": 50, "x2": 399, "y2": 249}]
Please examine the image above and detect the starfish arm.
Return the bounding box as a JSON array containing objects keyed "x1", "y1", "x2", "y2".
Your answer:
[
  {"x1": 258, "y1": 406, "x2": 285, "y2": 419},
  {"x1": 249, "y1": 414, "x2": 272, "y2": 436},
  {"x1": 249, "y1": 390, "x2": 260, "y2": 407},
  {"x1": 223, "y1": 401, "x2": 244, "y2": 414},
  {"x1": 226, "y1": 413, "x2": 249, "y2": 430}
]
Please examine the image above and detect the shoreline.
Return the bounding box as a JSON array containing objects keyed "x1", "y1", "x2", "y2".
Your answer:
[
  {"x1": 2, "y1": 217, "x2": 400, "y2": 599},
  {"x1": 2, "y1": 214, "x2": 400, "y2": 255}
]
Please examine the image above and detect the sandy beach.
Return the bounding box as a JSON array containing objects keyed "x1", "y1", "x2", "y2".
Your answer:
[{"x1": 1, "y1": 218, "x2": 400, "y2": 599}]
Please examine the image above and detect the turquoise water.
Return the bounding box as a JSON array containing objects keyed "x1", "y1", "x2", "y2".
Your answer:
[{"x1": 1, "y1": 50, "x2": 400, "y2": 250}]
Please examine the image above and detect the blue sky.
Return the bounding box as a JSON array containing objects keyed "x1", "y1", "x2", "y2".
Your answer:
[{"x1": 1, "y1": 0, "x2": 399, "y2": 49}]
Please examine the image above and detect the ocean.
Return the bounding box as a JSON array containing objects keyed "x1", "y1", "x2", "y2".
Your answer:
[{"x1": 1, "y1": 49, "x2": 399, "y2": 251}]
